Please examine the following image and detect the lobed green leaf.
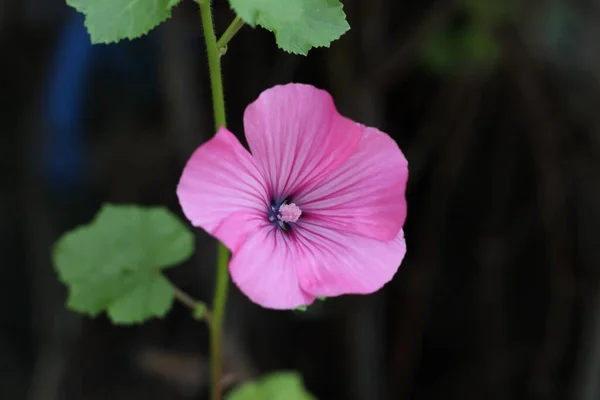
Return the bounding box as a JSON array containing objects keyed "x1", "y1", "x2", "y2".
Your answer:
[
  {"x1": 67, "y1": 0, "x2": 181, "y2": 44},
  {"x1": 227, "y1": 371, "x2": 316, "y2": 400},
  {"x1": 53, "y1": 204, "x2": 194, "y2": 324},
  {"x1": 229, "y1": 0, "x2": 350, "y2": 55}
]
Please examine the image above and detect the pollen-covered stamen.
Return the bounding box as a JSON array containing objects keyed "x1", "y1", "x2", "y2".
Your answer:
[{"x1": 277, "y1": 203, "x2": 302, "y2": 223}]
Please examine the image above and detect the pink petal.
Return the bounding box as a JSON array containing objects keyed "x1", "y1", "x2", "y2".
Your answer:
[
  {"x1": 177, "y1": 127, "x2": 269, "y2": 249},
  {"x1": 295, "y1": 127, "x2": 408, "y2": 241},
  {"x1": 229, "y1": 224, "x2": 315, "y2": 310},
  {"x1": 295, "y1": 221, "x2": 406, "y2": 297},
  {"x1": 212, "y1": 211, "x2": 264, "y2": 253},
  {"x1": 243, "y1": 83, "x2": 363, "y2": 199}
]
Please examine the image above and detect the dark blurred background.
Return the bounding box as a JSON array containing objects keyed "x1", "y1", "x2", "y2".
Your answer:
[{"x1": 2, "y1": 0, "x2": 600, "y2": 399}]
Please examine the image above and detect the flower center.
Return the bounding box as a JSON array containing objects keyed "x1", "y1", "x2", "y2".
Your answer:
[
  {"x1": 268, "y1": 200, "x2": 302, "y2": 231},
  {"x1": 278, "y1": 203, "x2": 302, "y2": 223}
]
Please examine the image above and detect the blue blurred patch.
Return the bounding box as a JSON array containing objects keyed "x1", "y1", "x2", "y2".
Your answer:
[{"x1": 43, "y1": 11, "x2": 159, "y2": 191}]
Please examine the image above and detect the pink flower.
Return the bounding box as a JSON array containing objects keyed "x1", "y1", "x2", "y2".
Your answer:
[{"x1": 177, "y1": 83, "x2": 408, "y2": 310}]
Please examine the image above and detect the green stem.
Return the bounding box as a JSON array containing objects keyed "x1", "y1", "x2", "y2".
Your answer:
[
  {"x1": 171, "y1": 281, "x2": 212, "y2": 324},
  {"x1": 200, "y1": 0, "x2": 226, "y2": 129},
  {"x1": 171, "y1": 282, "x2": 200, "y2": 309},
  {"x1": 216, "y1": 16, "x2": 245, "y2": 54},
  {"x1": 198, "y1": 2, "x2": 230, "y2": 400}
]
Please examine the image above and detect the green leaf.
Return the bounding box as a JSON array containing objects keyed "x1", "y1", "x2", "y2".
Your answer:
[
  {"x1": 421, "y1": 30, "x2": 459, "y2": 74},
  {"x1": 67, "y1": 0, "x2": 180, "y2": 44},
  {"x1": 53, "y1": 204, "x2": 194, "y2": 324},
  {"x1": 460, "y1": 24, "x2": 500, "y2": 67},
  {"x1": 107, "y1": 274, "x2": 174, "y2": 323},
  {"x1": 421, "y1": 23, "x2": 500, "y2": 75},
  {"x1": 229, "y1": 0, "x2": 350, "y2": 55},
  {"x1": 295, "y1": 297, "x2": 326, "y2": 312},
  {"x1": 463, "y1": 0, "x2": 518, "y2": 26},
  {"x1": 227, "y1": 371, "x2": 316, "y2": 400}
]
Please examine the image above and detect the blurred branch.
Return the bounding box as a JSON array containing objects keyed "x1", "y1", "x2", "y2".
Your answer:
[
  {"x1": 392, "y1": 72, "x2": 487, "y2": 399},
  {"x1": 359, "y1": 0, "x2": 387, "y2": 69},
  {"x1": 571, "y1": 151, "x2": 600, "y2": 400},
  {"x1": 406, "y1": 70, "x2": 486, "y2": 189},
  {"x1": 158, "y1": 15, "x2": 206, "y2": 161},
  {"x1": 501, "y1": 29, "x2": 573, "y2": 397},
  {"x1": 136, "y1": 347, "x2": 208, "y2": 398},
  {"x1": 574, "y1": 289, "x2": 600, "y2": 400},
  {"x1": 23, "y1": 160, "x2": 82, "y2": 400},
  {"x1": 368, "y1": 0, "x2": 455, "y2": 87},
  {"x1": 475, "y1": 113, "x2": 518, "y2": 400}
]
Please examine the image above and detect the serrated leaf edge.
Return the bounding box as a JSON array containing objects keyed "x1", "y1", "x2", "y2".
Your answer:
[
  {"x1": 67, "y1": 0, "x2": 182, "y2": 45},
  {"x1": 229, "y1": 1, "x2": 350, "y2": 55},
  {"x1": 52, "y1": 204, "x2": 192, "y2": 323}
]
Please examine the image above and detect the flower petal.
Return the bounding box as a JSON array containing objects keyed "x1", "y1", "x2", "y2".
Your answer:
[
  {"x1": 177, "y1": 127, "x2": 269, "y2": 248},
  {"x1": 295, "y1": 221, "x2": 406, "y2": 297},
  {"x1": 212, "y1": 211, "x2": 264, "y2": 253},
  {"x1": 243, "y1": 83, "x2": 363, "y2": 199},
  {"x1": 295, "y1": 127, "x2": 408, "y2": 241},
  {"x1": 229, "y1": 223, "x2": 315, "y2": 310}
]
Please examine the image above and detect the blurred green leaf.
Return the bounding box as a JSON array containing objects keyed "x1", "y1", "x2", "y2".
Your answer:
[
  {"x1": 67, "y1": 0, "x2": 180, "y2": 44},
  {"x1": 227, "y1": 371, "x2": 316, "y2": 400},
  {"x1": 463, "y1": 0, "x2": 517, "y2": 26},
  {"x1": 53, "y1": 204, "x2": 194, "y2": 324},
  {"x1": 107, "y1": 274, "x2": 174, "y2": 323},
  {"x1": 421, "y1": 23, "x2": 500, "y2": 74},
  {"x1": 460, "y1": 24, "x2": 500, "y2": 67},
  {"x1": 228, "y1": 0, "x2": 350, "y2": 55},
  {"x1": 421, "y1": 30, "x2": 459, "y2": 74}
]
